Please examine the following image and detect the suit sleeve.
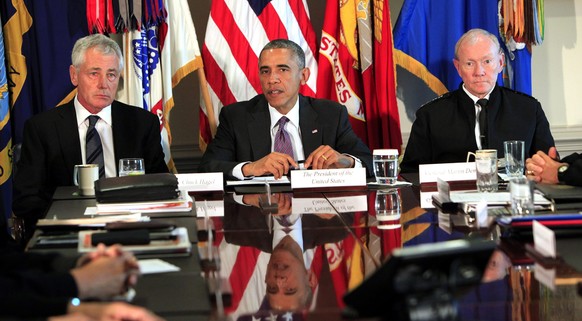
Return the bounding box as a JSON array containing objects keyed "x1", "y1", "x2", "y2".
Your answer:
[
  {"x1": 400, "y1": 107, "x2": 431, "y2": 173},
  {"x1": 560, "y1": 153, "x2": 582, "y2": 186},
  {"x1": 142, "y1": 112, "x2": 170, "y2": 174},
  {"x1": 12, "y1": 119, "x2": 52, "y2": 220},
  {"x1": 0, "y1": 251, "x2": 78, "y2": 318},
  {"x1": 530, "y1": 101, "x2": 556, "y2": 157},
  {"x1": 198, "y1": 107, "x2": 242, "y2": 180}
]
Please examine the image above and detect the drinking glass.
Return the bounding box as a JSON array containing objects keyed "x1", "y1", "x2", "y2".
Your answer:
[
  {"x1": 468, "y1": 149, "x2": 498, "y2": 192},
  {"x1": 504, "y1": 140, "x2": 525, "y2": 177},
  {"x1": 118, "y1": 158, "x2": 145, "y2": 177},
  {"x1": 509, "y1": 177, "x2": 534, "y2": 216},
  {"x1": 373, "y1": 149, "x2": 399, "y2": 184}
]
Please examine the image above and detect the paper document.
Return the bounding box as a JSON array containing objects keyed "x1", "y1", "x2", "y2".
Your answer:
[
  {"x1": 138, "y1": 259, "x2": 181, "y2": 274},
  {"x1": 226, "y1": 176, "x2": 290, "y2": 186},
  {"x1": 450, "y1": 191, "x2": 551, "y2": 206},
  {"x1": 38, "y1": 213, "x2": 147, "y2": 227},
  {"x1": 95, "y1": 192, "x2": 193, "y2": 214}
]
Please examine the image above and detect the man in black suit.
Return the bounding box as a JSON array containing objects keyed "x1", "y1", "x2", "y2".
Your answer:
[
  {"x1": 400, "y1": 28, "x2": 555, "y2": 173},
  {"x1": 13, "y1": 34, "x2": 168, "y2": 233},
  {"x1": 199, "y1": 39, "x2": 372, "y2": 180}
]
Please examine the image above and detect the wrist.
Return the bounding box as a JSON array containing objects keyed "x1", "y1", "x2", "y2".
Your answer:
[
  {"x1": 557, "y1": 163, "x2": 570, "y2": 183},
  {"x1": 242, "y1": 162, "x2": 253, "y2": 177}
]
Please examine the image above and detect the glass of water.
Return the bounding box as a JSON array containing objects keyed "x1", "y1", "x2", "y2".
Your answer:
[
  {"x1": 504, "y1": 140, "x2": 525, "y2": 178},
  {"x1": 118, "y1": 158, "x2": 145, "y2": 177},
  {"x1": 373, "y1": 149, "x2": 399, "y2": 184},
  {"x1": 509, "y1": 177, "x2": 534, "y2": 216},
  {"x1": 375, "y1": 189, "x2": 401, "y2": 221},
  {"x1": 474, "y1": 150, "x2": 498, "y2": 192}
]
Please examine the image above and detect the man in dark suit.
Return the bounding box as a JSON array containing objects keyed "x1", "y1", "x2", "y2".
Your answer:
[
  {"x1": 12, "y1": 34, "x2": 168, "y2": 233},
  {"x1": 400, "y1": 28, "x2": 555, "y2": 173},
  {"x1": 199, "y1": 39, "x2": 372, "y2": 180}
]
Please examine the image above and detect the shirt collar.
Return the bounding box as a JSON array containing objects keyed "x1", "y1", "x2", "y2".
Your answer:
[
  {"x1": 268, "y1": 98, "x2": 300, "y2": 130},
  {"x1": 74, "y1": 95, "x2": 113, "y2": 126},
  {"x1": 461, "y1": 84, "x2": 494, "y2": 105}
]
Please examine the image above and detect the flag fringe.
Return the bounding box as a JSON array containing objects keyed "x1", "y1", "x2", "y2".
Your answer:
[
  {"x1": 171, "y1": 56, "x2": 204, "y2": 87},
  {"x1": 393, "y1": 49, "x2": 448, "y2": 95}
]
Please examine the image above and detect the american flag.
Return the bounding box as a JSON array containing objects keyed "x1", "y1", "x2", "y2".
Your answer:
[{"x1": 199, "y1": 0, "x2": 317, "y2": 150}]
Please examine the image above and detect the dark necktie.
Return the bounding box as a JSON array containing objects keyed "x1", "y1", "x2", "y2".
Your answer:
[
  {"x1": 275, "y1": 214, "x2": 294, "y2": 233},
  {"x1": 476, "y1": 99, "x2": 488, "y2": 149},
  {"x1": 273, "y1": 116, "x2": 294, "y2": 158},
  {"x1": 86, "y1": 115, "x2": 105, "y2": 178}
]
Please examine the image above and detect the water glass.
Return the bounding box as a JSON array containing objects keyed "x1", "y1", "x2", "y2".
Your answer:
[
  {"x1": 509, "y1": 177, "x2": 534, "y2": 216},
  {"x1": 118, "y1": 158, "x2": 145, "y2": 177},
  {"x1": 472, "y1": 149, "x2": 498, "y2": 192},
  {"x1": 373, "y1": 149, "x2": 399, "y2": 184},
  {"x1": 504, "y1": 140, "x2": 525, "y2": 177},
  {"x1": 375, "y1": 189, "x2": 401, "y2": 221}
]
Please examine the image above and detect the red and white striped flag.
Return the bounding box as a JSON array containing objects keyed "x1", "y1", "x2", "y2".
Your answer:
[
  {"x1": 316, "y1": 0, "x2": 402, "y2": 151},
  {"x1": 118, "y1": 0, "x2": 202, "y2": 172},
  {"x1": 199, "y1": 0, "x2": 317, "y2": 151}
]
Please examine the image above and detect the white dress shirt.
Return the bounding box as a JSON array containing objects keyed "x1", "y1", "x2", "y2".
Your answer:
[
  {"x1": 75, "y1": 96, "x2": 116, "y2": 178},
  {"x1": 462, "y1": 85, "x2": 493, "y2": 150}
]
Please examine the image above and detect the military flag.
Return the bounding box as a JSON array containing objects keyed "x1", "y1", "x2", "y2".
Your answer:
[
  {"x1": 117, "y1": 0, "x2": 202, "y2": 172},
  {"x1": 317, "y1": 0, "x2": 402, "y2": 151}
]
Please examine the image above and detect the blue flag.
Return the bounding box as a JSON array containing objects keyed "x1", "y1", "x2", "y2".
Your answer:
[
  {"x1": 0, "y1": 16, "x2": 11, "y2": 223},
  {"x1": 0, "y1": 0, "x2": 88, "y2": 223},
  {"x1": 0, "y1": 0, "x2": 88, "y2": 145},
  {"x1": 393, "y1": 0, "x2": 532, "y2": 122}
]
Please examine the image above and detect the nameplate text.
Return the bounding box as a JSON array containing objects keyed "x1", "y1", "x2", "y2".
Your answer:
[
  {"x1": 292, "y1": 194, "x2": 368, "y2": 214},
  {"x1": 419, "y1": 162, "x2": 476, "y2": 183},
  {"x1": 291, "y1": 168, "x2": 366, "y2": 189},
  {"x1": 176, "y1": 173, "x2": 223, "y2": 192}
]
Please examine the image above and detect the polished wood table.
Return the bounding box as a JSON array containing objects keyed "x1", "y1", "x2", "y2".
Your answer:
[{"x1": 28, "y1": 185, "x2": 582, "y2": 321}]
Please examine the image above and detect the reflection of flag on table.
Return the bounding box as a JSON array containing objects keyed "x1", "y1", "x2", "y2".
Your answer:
[
  {"x1": 199, "y1": 0, "x2": 317, "y2": 150},
  {"x1": 317, "y1": 0, "x2": 401, "y2": 150},
  {"x1": 118, "y1": 0, "x2": 202, "y2": 172}
]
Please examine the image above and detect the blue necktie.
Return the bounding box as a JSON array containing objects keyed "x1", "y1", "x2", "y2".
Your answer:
[{"x1": 86, "y1": 115, "x2": 105, "y2": 178}]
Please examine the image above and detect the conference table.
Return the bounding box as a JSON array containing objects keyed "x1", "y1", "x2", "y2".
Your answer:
[{"x1": 26, "y1": 181, "x2": 582, "y2": 321}]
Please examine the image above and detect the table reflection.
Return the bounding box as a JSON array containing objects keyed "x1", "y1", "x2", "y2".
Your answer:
[{"x1": 195, "y1": 188, "x2": 582, "y2": 320}]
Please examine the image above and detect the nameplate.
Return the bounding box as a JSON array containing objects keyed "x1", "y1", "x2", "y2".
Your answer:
[
  {"x1": 195, "y1": 199, "x2": 225, "y2": 217},
  {"x1": 419, "y1": 162, "x2": 476, "y2": 183},
  {"x1": 292, "y1": 194, "x2": 368, "y2": 214},
  {"x1": 176, "y1": 173, "x2": 223, "y2": 192},
  {"x1": 290, "y1": 168, "x2": 366, "y2": 190},
  {"x1": 534, "y1": 263, "x2": 556, "y2": 291},
  {"x1": 533, "y1": 220, "x2": 556, "y2": 258}
]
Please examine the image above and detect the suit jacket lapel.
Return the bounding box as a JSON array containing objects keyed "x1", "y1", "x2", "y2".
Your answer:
[
  {"x1": 56, "y1": 102, "x2": 82, "y2": 175},
  {"x1": 298, "y1": 95, "x2": 321, "y2": 156},
  {"x1": 247, "y1": 97, "x2": 272, "y2": 159}
]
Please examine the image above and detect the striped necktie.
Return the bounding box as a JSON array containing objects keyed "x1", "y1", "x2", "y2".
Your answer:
[
  {"x1": 86, "y1": 115, "x2": 105, "y2": 178},
  {"x1": 273, "y1": 116, "x2": 294, "y2": 158}
]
